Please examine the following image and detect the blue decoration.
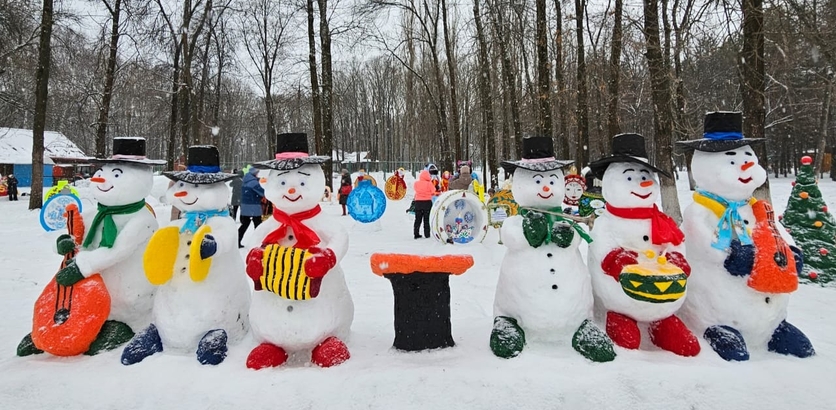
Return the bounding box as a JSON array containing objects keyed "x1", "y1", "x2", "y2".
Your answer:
[
  {"x1": 39, "y1": 193, "x2": 83, "y2": 232},
  {"x1": 187, "y1": 164, "x2": 222, "y2": 173},
  {"x1": 704, "y1": 131, "x2": 743, "y2": 141},
  {"x1": 347, "y1": 180, "x2": 387, "y2": 223}
]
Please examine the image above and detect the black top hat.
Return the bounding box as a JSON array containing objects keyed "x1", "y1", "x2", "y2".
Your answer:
[
  {"x1": 163, "y1": 145, "x2": 235, "y2": 184},
  {"x1": 676, "y1": 111, "x2": 765, "y2": 153},
  {"x1": 253, "y1": 132, "x2": 330, "y2": 170},
  {"x1": 92, "y1": 137, "x2": 166, "y2": 165},
  {"x1": 588, "y1": 133, "x2": 671, "y2": 179},
  {"x1": 500, "y1": 136, "x2": 573, "y2": 174}
]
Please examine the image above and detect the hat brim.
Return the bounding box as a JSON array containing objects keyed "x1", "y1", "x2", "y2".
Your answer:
[
  {"x1": 675, "y1": 138, "x2": 765, "y2": 153},
  {"x1": 588, "y1": 155, "x2": 672, "y2": 179},
  {"x1": 252, "y1": 155, "x2": 329, "y2": 170},
  {"x1": 500, "y1": 159, "x2": 574, "y2": 175},
  {"x1": 163, "y1": 171, "x2": 237, "y2": 184},
  {"x1": 91, "y1": 158, "x2": 167, "y2": 166}
]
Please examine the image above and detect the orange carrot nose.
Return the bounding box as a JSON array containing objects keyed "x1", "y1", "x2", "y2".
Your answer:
[
  {"x1": 259, "y1": 178, "x2": 267, "y2": 183},
  {"x1": 542, "y1": 186, "x2": 550, "y2": 192},
  {"x1": 640, "y1": 180, "x2": 654, "y2": 188},
  {"x1": 90, "y1": 177, "x2": 106, "y2": 183},
  {"x1": 174, "y1": 191, "x2": 188, "y2": 197},
  {"x1": 741, "y1": 162, "x2": 755, "y2": 171},
  {"x1": 288, "y1": 188, "x2": 297, "y2": 194}
]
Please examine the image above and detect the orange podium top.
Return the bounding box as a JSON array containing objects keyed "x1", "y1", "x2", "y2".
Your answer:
[{"x1": 370, "y1": 253, "x2": 474, "y2": 276}]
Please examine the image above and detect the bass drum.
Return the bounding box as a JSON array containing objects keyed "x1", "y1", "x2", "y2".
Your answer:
[{"x1": 429, "y1": 190, "x2": 488, "y2": 244}]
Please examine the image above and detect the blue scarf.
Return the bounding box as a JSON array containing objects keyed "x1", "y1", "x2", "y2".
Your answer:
[
  {"x1": 694, "y1": 189, "x2": 753, "y2": 251},
  {"x1": 181, "y1": 208, "x2": 229, "y2": 233}
]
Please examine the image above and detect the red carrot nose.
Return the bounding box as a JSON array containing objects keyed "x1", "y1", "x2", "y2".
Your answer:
[
  {"x1": 259, "y1": 178, "x2": 267, "y2": 183},
  {"x1": 741, "y1": 162, "x2": 755, "y2": 171},
  {"x1": 640, "y1": 180, "x2": 654, "y2": 188},
  {"x1": 174, "y1": 191, "x2": 188, "y2": 197},
  {"x1": 288, "y1": 188, "x2": 297, "y2": 194},
  {"x1": 542, "y1": 186, "x2": 550, "y2": 192},
  {"x1": 90, "y1": 177, "x2": 106, "y2": 183}
]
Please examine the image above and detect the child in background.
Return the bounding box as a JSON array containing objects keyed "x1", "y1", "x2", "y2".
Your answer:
[{"x1": 338, "y1": 169, "x2": 352, "y2": 216}]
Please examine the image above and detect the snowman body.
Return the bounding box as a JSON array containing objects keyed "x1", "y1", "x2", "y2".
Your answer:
[
  {"x1": 247, "y1": 165, "x2": 354, "y2": 351},
  {"x1": 493, "y1": 168, "x2": 592, "y2": 342},
  {"x1": 679, "y1": 146, "x2": 786, "y2": 349},
  {"x1": 153, "y1": 182, "x2": 251, "y2": 352},
  {"x1": 75, "y1": 163, "x2": 158, "y2": 330}
]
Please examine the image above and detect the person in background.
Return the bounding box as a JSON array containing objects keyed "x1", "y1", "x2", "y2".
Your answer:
[
  {"x1": 7, "y1": 174, "x2": 18, "y2": 201},
  {"x1": 238, "y1": 166, "x2": 265, "y2": 248},
  {"x1": 412, "y1": 169, "x2": 438, "y2": 239},
  {"x1": 338, "y1": 169, "x2": 352, "y2": 216},
  {"x1": 449, "y1": 164, "x2": 473, "y2": 190},
  {"x1": 229, "y1": 168, "x2": 243, "y2": 221}
]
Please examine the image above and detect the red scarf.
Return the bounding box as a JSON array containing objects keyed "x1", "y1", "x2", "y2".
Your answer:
[
  {"x1": 263, "y1": 205, "x2": 322, "y2": 249},
  {"x1": 605, "y1": 203, "x2": 685, "y2": 246}
]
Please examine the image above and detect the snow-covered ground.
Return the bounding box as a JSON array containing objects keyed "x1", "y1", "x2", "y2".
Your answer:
[{"x1": 1, "y1": 174, "x2": 835, "y2": 410}]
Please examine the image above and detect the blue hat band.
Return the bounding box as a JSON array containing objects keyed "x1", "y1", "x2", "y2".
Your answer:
[
  {"x1": 704, "y1": 131, "x2": 743, "y2": 141},
  {"x1": 187, "y1": 165, "x2": 222, "y2": 173}
]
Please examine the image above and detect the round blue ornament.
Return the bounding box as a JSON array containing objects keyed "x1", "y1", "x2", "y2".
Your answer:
[
  {"x1": 347, "y1": 180, "x2": 386, "y2": 223},
  {"x1": 40, "y1": 193, "x2": 83, "y2": 232}
]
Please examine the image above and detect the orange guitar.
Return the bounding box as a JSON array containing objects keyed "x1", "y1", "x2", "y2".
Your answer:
[
  {"x1": 31, "y1": 204, "x2": 111, "y2": 356},
  {"x1": 748, "y1": 200, "x2": 799, "y2": 294}
]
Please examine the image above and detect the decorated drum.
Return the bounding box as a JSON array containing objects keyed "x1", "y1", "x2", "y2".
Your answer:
[
  {"x1": 429, "y1": 190, "x2": 488, "y2": 244},
  {"x1": 619, "y1": 251, "x2": 687, "y2": 304}
]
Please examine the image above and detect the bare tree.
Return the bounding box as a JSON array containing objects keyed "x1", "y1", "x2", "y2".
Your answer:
[
  {"x1": 306, "y1": 0, "x2": 323, "y2": 155},
  {"x1": 318, "y1": 0, "x2": 334, "y2": 186},
  {"x1": 93, "y1": 0, "x2": 123, "y2": 158},
  {"x1": 553, "y1": 0, "x2": 568, "y2": 158},
  {"x1": 605, "y1": 0, "x2": 623, "y2": 141},
  {"x1": 575, "y1": 0, "x2": 590, "y2": 167},
  {"x1": 473, "y1": 0, "x2": 496, "y2": 186},
  {"x1": 440, "y1": 0, "x2": 462, "y2": 160},
  {"x1": 535, "y1": 0, "x2": 552, "y2": 138},
  {"x1": 740, "y1": 0, "x2": 770, "y2": 201},
  {"x1": 30, "y1": 0, "x2": 54, "y2": 210}
]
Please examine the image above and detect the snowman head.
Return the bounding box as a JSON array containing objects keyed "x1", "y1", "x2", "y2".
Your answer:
[
  {"x1": 90, "y1": 163, "x2": 153, "y2": 206},
  {"x1": 601, "y1": 162, "x2": 660, "y2": 208},
  {"x1": 262, "y1": 164, "x2": 325, "y2": 214},
  {"x1": 166, "y1": 181, "x2": 229, "y2": 212},
  {"x1": 511, "y1": 167, "x2": 565, "y2": 209},
  {"x1": 691, "y1": 145, "x2": 766, "y2": 201}
]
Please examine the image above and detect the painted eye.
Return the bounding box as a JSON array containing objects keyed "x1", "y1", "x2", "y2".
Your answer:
[
  {"x1": 535, "y1": 179, "x2": 541, "y2": 184},
  {"x1": 731, "y1": 161, "x2": 735, "y2": 165},
  {"x1": 179, "y1": 182, "x2": 185, "y2": 187},
  {"x1": 114, "y1": 174, "x2": 119, "y2": 178},
  {"x1": 549, "y1": 181, "x2": 555, "y2": 185},
  {"x1": 281, "y1": 181, "x2": 286, "y2": 185},
  {"x1": 627, "y1": 177, "x2": 632, "y2": 181},
  {"x1": 641, "y1": 176, "x2": 647, "y2": 181}
]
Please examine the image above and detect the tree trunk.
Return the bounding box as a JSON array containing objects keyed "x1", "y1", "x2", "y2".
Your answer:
[
  {"x1": 94, "y1": 0, "x2": 121, "y2": 158},
  {"x1": 167, "y1": 44, "x2": 181, "y2": 169},
  {"x1": 535, "y1": 0, "x2": 552, "y2": 138},
  {"x1": 642, "y1": 0, "x2": 682, "y2": 222},
  {"x1": 440, "y1": 0, "x2": 462, "y2": 161},
  {"x1": 605, "y1": 0, "x2": 623, "y2": 144},
  {"x1": 740, "y1": 0, "x2": 770, "y2": 201},
  {"x1": 30, "y1": 0, "x2": 54, "y2": 210},
  {"x1": 815, "y1": 81, "x2": 832, "y2": 175},
  {"x1": 554, "y1": 0, "x2": 568, "y2": 158},
  {"x1": 318, "y1": 0, "x2": 334, "y2": 188},
  {"x1": 194, "y1": 31, "x2": 212, "y2": 145},
  {"x1": 574, "y1": 0, "x2": 589, "y2": 167},
  {"x1": 473, "y1": 0, "x2": 497, "y2": 187},
  {"x1": 307, "y1": 0, "x2": 323, "y2": 157},
  {"x1": 487, "y1": 0, "x2": 521, "y2": 157}
]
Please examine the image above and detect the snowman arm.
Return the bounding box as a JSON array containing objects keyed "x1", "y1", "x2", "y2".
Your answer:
[
  {"x1": 73, "y1": 216, "x2": 156, "y2": 276},
  {"x1": 724, "y1": 239, "x2": 754, "y2": 277},
  {"x1": 790, "y1": 246, "x2": 804, "y2": 273},
  {"x1": 499, "y1": 215, "x2": 527, "y2": 249},
  {"x1": 315, "y1": 223, "x2": 349, "y2": 263},
  {"x1": 206, "y1": 217, "x2": 237, "y2": 255},
  {"x1": 244, "y1": 217, "x2": 276, "y2": 249}
]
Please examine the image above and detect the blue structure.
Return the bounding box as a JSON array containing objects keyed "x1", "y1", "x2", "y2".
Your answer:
[{"x1": 13, "y1": 164, "x2": 54, "y2": 188}]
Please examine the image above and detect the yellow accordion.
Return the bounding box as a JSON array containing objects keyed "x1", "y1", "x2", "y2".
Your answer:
[{"x1": 261, "y1": 245, "x2": 317, "y2": 300}]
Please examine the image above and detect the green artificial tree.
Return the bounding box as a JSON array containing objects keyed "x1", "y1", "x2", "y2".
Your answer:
[{"x1": 781, "y1": 155, "x2": 836, "y2": 284}]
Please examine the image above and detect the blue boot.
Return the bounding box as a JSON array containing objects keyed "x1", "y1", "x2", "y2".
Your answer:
[
  {"x1": 768, "y1": 321, "x2": 815, "y2": 358},
  {"x1": 196, "y1": 329, "x2": 228, "y2": 365},
  {"x1": 121, "y1": 324, "x2": 163, "y2": 365},
  {"x1": 704, "y1": 325, "x2": 749, "y2": 362}
]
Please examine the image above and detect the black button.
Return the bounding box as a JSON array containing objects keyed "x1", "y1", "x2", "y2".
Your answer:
[
  {"x1": 287, "y1": 306, "x2": 294, "y2": 312},
  {"x1": 181, "y1": 267, "x2": 186, "y2": 273},
  {"x1": 765, "y1": 297, "x2": 770, "y2": 304},
  {"x1": 187, "y1": 241, "x2": 192, "y2": 245},
  {"x1": 551, "y1": 284, "x2": 558, "y2": 290},
  {"x1": 547, "y1": 253, "x2": 553, "y2": 257},
  {"x1": 643, "y1": 235, "x2": 649, "y2": 242},
  {"x1": 288, "y1": 235, "x2": 294, "y2": 240},
  {"x1": 744, "y1": 220, "x2": 750, "y2": 225},
  {"x1": 185, "y1": 254, "x2": 190, "y2": 259},
  {"x1": 550, "y1": 269, "x2": 556, "y2": 274}
]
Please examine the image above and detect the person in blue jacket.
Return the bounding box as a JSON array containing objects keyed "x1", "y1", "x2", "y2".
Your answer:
[{"x1": 238, "y1": 167, "x2": 265, "y2": 248}]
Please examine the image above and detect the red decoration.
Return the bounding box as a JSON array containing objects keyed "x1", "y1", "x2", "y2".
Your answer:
[
  {"x1": 823, "y1": 206, "x2": 829, "y2": 212},
  {"x1": 809, "y1": 272, "x2": 818, "y2": 280},
  {"x1": 801, "y1": 156, "x2": 813, "y2": 165},
  {"x1": 820, "y1": 248, "x2": 829, "y2": 256},
  {"x1": 778, "y1": 214, "x2": 784, "y2": 221},
  {"x1": 792, "y1": 181, "x2": 797, "y2": 187}
]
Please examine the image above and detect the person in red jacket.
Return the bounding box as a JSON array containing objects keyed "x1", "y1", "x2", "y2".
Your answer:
[{"x1": 412, "y1": 169, "x2": 437, "y2": 239}]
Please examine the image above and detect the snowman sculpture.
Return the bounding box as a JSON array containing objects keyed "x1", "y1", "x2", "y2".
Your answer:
[
  {"x1": 490, "y1": 136, "x2": 615, "y2": 362},
  {"x1": 53, "y1": 137, "x2": 163, "y2": 353},
  {"x1": 121, "y1": 146, "x2": 250, "y2": 365},
  {"x1": 677, "y1": 111, "x2": 813, "y2": 361},
  {"x1": 244, "y1": 133, "x2": 354, "y2": 369},
  {"x1": 587, "y1": 133, "x2": 699, "y2": 357}
]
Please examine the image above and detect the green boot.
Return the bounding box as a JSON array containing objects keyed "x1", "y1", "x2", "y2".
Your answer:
[
  {"x1": 86, "y1": 320, "x2": 135, "y2": 355},
  {"x1": 490, "y1": 316, "x2": 526, "y2": 359},
  {"x1": 572, "y1": 319, "x2": 616, "y2": 363},
  {"x1": 17, "y1": 333, "x2": 44, "y2": 357}
]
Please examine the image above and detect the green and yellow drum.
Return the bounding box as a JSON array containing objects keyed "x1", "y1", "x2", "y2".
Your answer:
[{"x1": 619, "y1": 251, "x2": 687, "y2": 304}]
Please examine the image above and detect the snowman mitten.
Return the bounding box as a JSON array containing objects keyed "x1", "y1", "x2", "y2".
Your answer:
[
  {"x1": 724, "y1": 239, "x2": 754, "y2": 276},
  {"x1": 666, "y1": 251, "x2": 691, "y2": 276},
  {"x1": 551, "y1": 224, "x2": 574, "y2": 248},
  {"x1": 200, "y1": 234, "x2": 217, "y2": 259},
  {"x1": 56, "y1": 234, "x2": 76, "y2": 255},
  {"x1": 572, "y1": 319, "x2": 616, "y2": 363},
  {"x1": 56, "y1": 260, "x2": 84, "y2": 286},
  {"x1": 245, "y1": 248, "x2": 265, "y2": 290},
  {"x1": 305, "y1": 247, "x2": 337, "y2": 278},
  {"x1": 522, "y1": 211, "x2": 549, "y2": 248},
  {"x1": 601, "y1": 248, "x2": 639, "y2": 280}
]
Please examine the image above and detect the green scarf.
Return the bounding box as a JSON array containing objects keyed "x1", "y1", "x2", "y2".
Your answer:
[
  {"x1": 519, "y1": 207, "x2": 593, "y2": 244},
  {"x1": 83, "y1": 200, "x2": 147, "y2": 249}
]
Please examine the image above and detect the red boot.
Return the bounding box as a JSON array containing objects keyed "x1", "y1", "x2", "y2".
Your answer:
[
  {"x1": 246, "y1": 343, "x2": 288, "y2": 370},
  {"x1": 606, "y1": 311, "x2": 641, "y2": 349},
  {"x1": 649, "y1": 315, "x2": 701, "y2": 357},
  {"x1": 311, "y1": 337, "x2": 350, "y2": 368}
]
